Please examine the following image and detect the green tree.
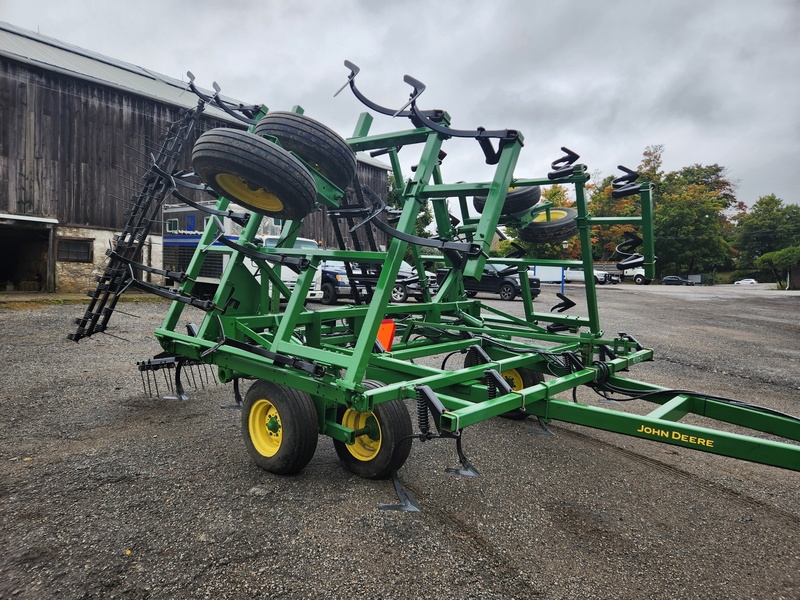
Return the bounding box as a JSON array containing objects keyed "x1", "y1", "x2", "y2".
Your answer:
[
  {"x1": 653, "y1": 184, "x2": 731, "y2": 275},
  {"x1": 733, "y1": 194, "x2": 800, "y2": 269},
  {"x1": 755, "y1": 245, "x2": 800, "y2": 289},
  {"x1": 635, "y1": 146, "x2": 739, "y2": 277},
  {"x1": 638, "y1": 144, "x2": 665, "y2": 189},
  {"x1": 662, "y1": 164, "x2": 738, "y2": 209}
]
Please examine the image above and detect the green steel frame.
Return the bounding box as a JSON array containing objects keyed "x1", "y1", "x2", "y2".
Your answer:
[{"x1": 146, "y1": 87, "x2": 797, "y2": 476}]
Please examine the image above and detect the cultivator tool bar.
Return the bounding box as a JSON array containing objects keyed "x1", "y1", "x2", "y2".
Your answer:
[{"x1": 72, "y1": 64, "x2": 799, "y2": 510}]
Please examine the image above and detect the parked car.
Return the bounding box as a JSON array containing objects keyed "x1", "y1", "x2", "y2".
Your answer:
[
  {"x1": 734, "y1": 278, "x2": 758, "y2": 285},
  {"x1": 392, "y1": 261, "x2": 439, "y2": 303},
  {"x1": 661, "y1": 275, "x2": 694, "y2": 286},
  {"x1": 320, "y1": 260, "x2": 437, "y2": 304},
  {"x1": 564, "y1": 267, "x2": 617, "y2": 285},
  {"x1": 437, "y1": 263, "x2": 541, "y2": 301},
  {"x1": 253, "y1": 236, "x2": 324, "y2": 301},
  {"x1": 320, "y1": 260, "x2": 354, "y2": 305}
]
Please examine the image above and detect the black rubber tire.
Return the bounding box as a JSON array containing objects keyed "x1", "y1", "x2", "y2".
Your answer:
[
  {"x1": 333, "y1": 381, "x2": 413, "y2": 479},
  {"x1": 633, "y1": 274, "x2": 645, "y2": 285},
  {"x1": 517, "y1": 207, "x2": 579, "y2": 244},
  {"x1": 498, "y1": 282, "x2": 516, "y2": 301},
  {"x1": 192, "y1": 128, "x2": 317, "y2": 220},
  {"x1": 253, "y1": 112, "x2": 356, "y2": 191},
  {"x1": 463, "y1": 349, "x2": 544, "y2": 420},
  {"x1": 321, "y1": 282, "x2": 337, "y2": 305},
  {"x1": 391, "y1": 283, "x2": 409, "y2": 303},
  {"x1": 241, "y1": 380, "x2": 319, "y2": 475},
  {"x1": 473, "y1": 186, "x2": 542, "y2": 215}
]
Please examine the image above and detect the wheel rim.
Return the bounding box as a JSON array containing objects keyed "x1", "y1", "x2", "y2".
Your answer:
[
  {"x1": 532, "y1": 208, "x2": 570, "y2": 223},
  {"x1": 249, "y1": 398, "x2": 282, "y2": 457},
  {"x1": 503, "y1": 368, "x2": 524, "y2": 390},
  {"x1": 215, "y1": 173, "x2": 284, "y2": 212},
  {"x1": 500, "y1": 285, "x2": 513, "y2": 300},
  {"x1": 391, "y1": 285, "x2": 405, "y2": 301},
  {"x1": 341, "y1": 409, "x2": 381, "y2": 461}
]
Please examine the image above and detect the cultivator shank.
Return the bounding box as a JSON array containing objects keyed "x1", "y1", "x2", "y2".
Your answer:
[{"x1": 72, "y1": 64, "x2": 799, "y2": 508}]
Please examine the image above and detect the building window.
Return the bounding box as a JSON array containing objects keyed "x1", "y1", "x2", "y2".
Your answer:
[
  {"x1": 57, "y1": 238, "x2": 93, "y2": 263},
  {"x1": 166, "y1": 219, "x2": 179, "y2": 232}
]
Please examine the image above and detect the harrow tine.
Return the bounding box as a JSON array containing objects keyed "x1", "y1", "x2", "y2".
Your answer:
[
  {"x1": 163, "y1": 366, "x2": 174, "y2": 393},
  {"x1": 140, "y1": 370, "x2": 150, "y2": 397}
]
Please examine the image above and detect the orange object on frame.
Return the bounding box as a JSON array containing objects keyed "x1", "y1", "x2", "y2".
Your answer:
[{"x1": 376, "y1": 319, "x2": 396, "y2": 351}]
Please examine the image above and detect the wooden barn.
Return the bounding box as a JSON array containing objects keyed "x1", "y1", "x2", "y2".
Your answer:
[{"x1": 0, "y1": 21, "x2": 389, "y2": 293}]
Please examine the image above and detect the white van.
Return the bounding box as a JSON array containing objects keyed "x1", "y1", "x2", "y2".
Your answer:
[{"x1": 252, "y1": 236, "x2": 324, "y2": 301}]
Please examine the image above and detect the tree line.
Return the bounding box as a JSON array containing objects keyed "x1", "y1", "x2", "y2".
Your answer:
[{"x1": 501, "y1": 145, "x2": 800, "y2": 289}]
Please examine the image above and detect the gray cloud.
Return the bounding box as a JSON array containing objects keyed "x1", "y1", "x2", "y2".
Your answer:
[{"x1": 2, "y1": 0, "x2": 798, "y2": 205}]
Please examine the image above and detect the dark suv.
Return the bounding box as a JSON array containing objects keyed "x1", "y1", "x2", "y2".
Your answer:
[{"x1": 437, "y1": 263, "x2": 541, "y2": 301}]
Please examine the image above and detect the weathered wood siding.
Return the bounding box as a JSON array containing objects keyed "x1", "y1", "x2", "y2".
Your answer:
[{"x1": 0, "y1": 57, "x2": 229, "y2": 229}]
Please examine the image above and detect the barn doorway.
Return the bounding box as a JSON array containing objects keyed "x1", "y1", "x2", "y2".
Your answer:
[{"x1": 0, "y1": 216, "x2": 57, "y2": 292}]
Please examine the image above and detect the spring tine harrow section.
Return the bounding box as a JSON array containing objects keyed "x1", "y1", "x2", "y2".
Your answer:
[
  {"x1": 137, "y1": 354, "x2": 218, "y2": 400},
  {"x1": 68, "y1": 102, "x2": 206, "y2": 342}
]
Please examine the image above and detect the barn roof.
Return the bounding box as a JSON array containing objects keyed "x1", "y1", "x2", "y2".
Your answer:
[
  {"x1": 0, "y1": 20, "x2": 245, "y2": 120},
  {"x1": 0, "y1": 20, "x2": 389, "y2": 170}
]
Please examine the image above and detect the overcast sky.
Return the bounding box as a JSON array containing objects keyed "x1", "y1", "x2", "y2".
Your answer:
[{"x1": 3, "y1": 0, "x2": 799, "y2": 207}]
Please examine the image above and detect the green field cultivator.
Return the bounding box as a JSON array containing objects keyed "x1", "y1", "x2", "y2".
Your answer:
[{"x1": 71, "y1": 63, "x2": 799, "y2": 509}]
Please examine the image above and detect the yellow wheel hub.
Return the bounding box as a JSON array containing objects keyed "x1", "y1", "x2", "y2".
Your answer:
[
  {"x1": 532, "y1": 208, "x2": 569, "y2": 223},
  {"x1": 249, "y1": 398, "x2": 282, "y2": 457},
  {"x1": 503, "y1": 368, "x2": 525, "y2": 391},
  {"x1": 215, "y1": 173, "x2": 284, "y2": 212},
  {"x1": 341, "y1": 409, "x2": 381, "y2": 462}
]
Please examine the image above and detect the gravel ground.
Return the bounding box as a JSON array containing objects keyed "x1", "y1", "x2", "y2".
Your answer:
[{"x1": 0, "y1": 284, "x2": 798, "y2": 599}]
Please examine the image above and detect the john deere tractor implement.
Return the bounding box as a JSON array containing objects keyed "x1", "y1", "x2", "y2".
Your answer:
[{"x1": 71, "y1": 63, "x2": 799, "y2": 510}]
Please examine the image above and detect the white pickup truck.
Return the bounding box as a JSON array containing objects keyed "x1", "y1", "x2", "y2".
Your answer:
[
  {"x1": 564, "y1": 267, "x2": 617, "y2": 285},
  {"x1": 621, "y1": 266, "x2": 650, "y2": 285}
]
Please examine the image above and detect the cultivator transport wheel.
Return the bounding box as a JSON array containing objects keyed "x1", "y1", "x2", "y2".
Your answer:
[
  {"x1": 517, "y1": 207, "x2": 579, "y2": 244},
  {"x1": 464, "y1": 349, "x2": 544, "y2": 420},
  {"x1": 498, "y1": 367, "x2": 545, "y2": 420},
  {"x1": 253, "y1": 112, "x2": 357, "y2": 191},
  {"x1": 333, "y1": 381, "x2": 413, "y2": 480},
  {"x1": 192, "y1": 128, "x2": 317, "y2": 220},
  {"x1": 473, "y1": 185, "x2": 542, "y2": 216},
  {"x1": 242, "y1": 381, "x2": 319, "y2": 475}
]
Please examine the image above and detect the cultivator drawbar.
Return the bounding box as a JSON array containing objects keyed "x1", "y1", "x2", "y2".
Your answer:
[{"x1": 72, "y1": 63, "x2": 799, "y2": 509}]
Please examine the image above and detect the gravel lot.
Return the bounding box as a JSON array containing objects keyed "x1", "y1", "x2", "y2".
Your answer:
[{"x1": 1, "y1": 284, "x2": 798, "y2": 599}]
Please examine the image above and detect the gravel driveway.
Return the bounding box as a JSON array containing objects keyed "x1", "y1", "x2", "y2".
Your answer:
[{"x1": 1, "y1": 284, "x2": 798, "y2": 599}]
